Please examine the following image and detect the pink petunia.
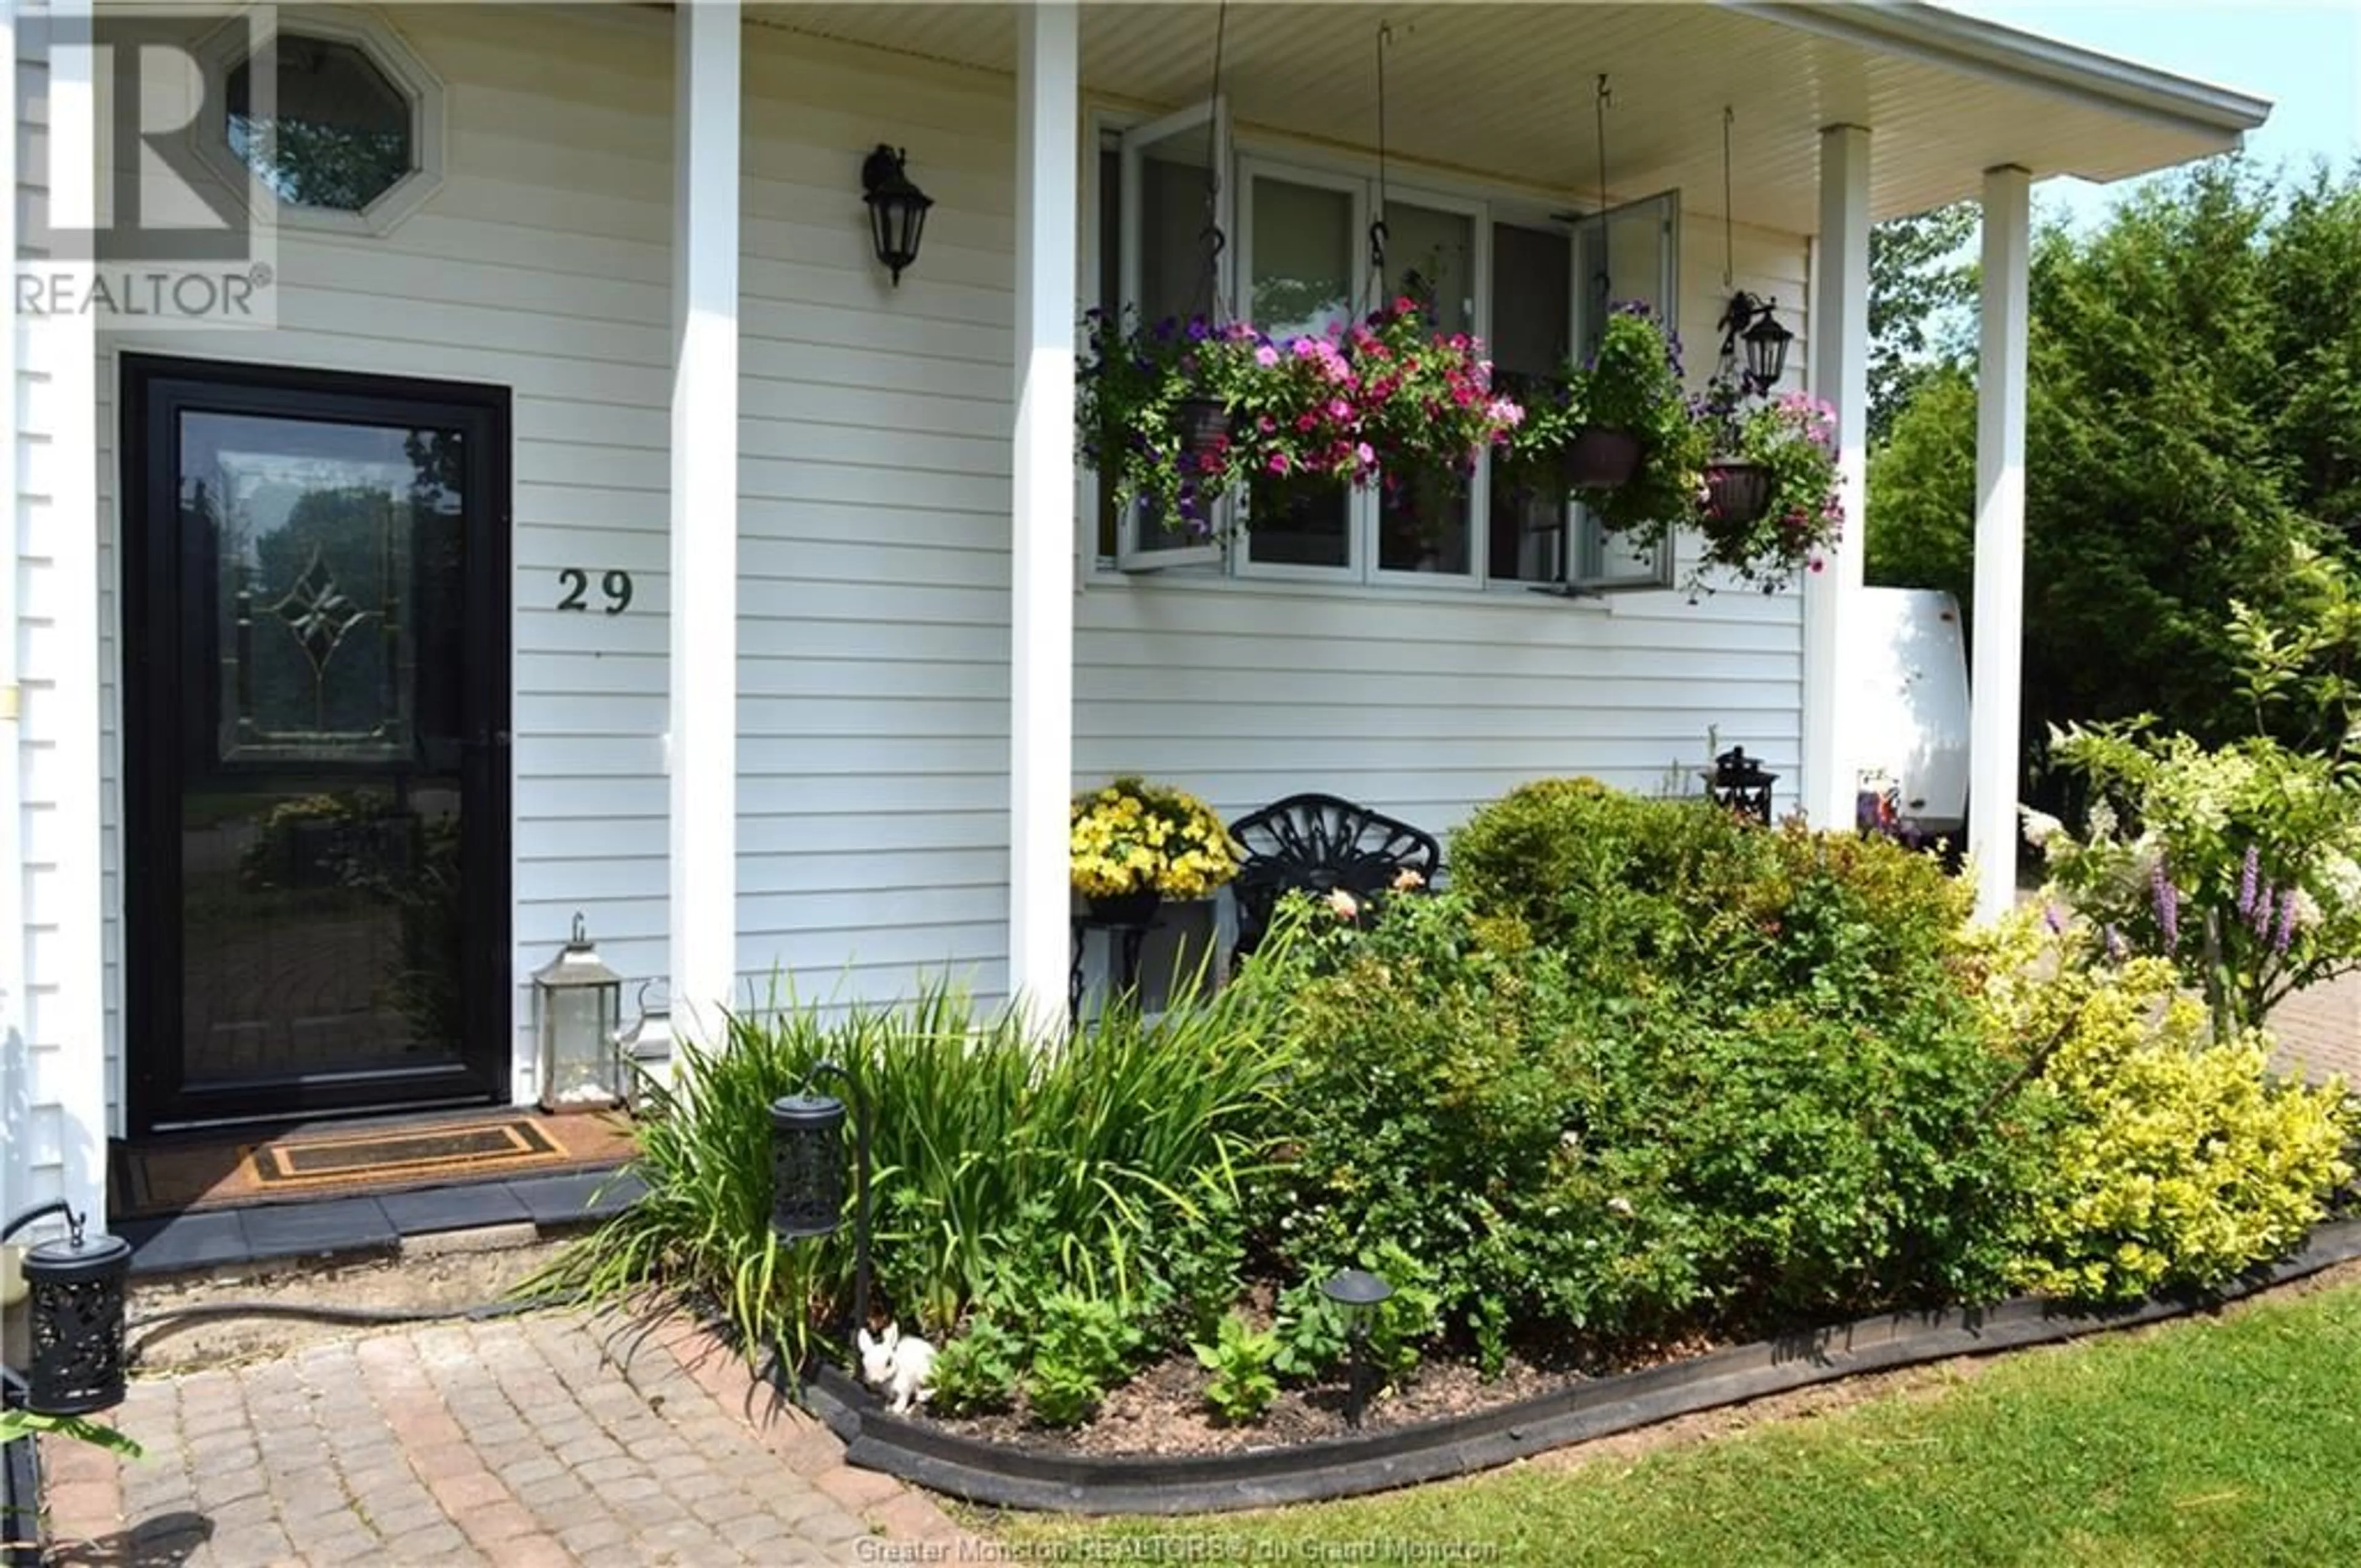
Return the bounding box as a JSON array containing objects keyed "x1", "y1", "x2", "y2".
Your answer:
[{"x1": 1254, "y1": 344, "x2": 1280, "y2": 368}]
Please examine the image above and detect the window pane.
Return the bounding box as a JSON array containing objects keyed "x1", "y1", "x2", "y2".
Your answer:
[
  {"x1": 1488, "y1": 223, "x2": 1572, "y2": 584},
  {"x1": 227, "y1": 36, "x2": 413, "y2": 213},
  {"x1": 1249, "y1": 179, "x2": 1354, "y2": 568},
  {"x1": 1380, "y1": 201, "x2": 1477, "y2": 574},
  {"x1": 1118, "y1": 116, "x2": 1227, "y2": 561},
  {"x1": 1385, "y1": 200, "x2": 1475, "y2": 334},
  {"x1": 1249, "y1": 178, "x2": 1353, "y2": 341}
]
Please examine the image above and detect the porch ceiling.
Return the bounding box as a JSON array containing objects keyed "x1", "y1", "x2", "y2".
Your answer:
[{"x1": 756, "y1": 3, "x2": 2268, "y2": 229}]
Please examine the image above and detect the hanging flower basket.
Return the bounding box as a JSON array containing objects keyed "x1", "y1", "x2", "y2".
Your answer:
[
  {"x1": 1701, "y1": 459, "x2": 1774, "y2": 527},
  {"x1": 1561, "y1": 427, "x2": 1642, "y2": 491},
  {"x1": 1175, "y1": 395, "x2": 1231, "y2": 460}
]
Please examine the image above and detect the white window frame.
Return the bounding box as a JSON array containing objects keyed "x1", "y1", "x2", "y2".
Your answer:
[
  {"x1": 1367, "y1": 181, "x2": 1492, "y2": 592},
  {"x1": 1108, "y1": 97, "x2": 1232, "y2": 572},
  {"x1": 191, "y1": 6, "x2": 446, "y2": 237},
  {"x1": 1567, "y1": 189, "x2": 1683, "y2": 595},
  {"x1": 1234, "y1": 154, "x2": 1371, "y2": 584},
  {"x1": 1083, "y1": 114, "x2": 1687, "y2": 601}
]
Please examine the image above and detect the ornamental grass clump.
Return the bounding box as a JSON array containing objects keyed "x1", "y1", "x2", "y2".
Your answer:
[
  {"x1": 528, "y1": 968, "x2": 1295, "y2": 1375},
  {"x1": 1070, "y1": 776, "x2": 1239, "y2": 900}
]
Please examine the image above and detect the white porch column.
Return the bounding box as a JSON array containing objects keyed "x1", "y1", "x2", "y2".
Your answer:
[
  {"x1": 1969, "y1": 166, "x2": 2033, "y2": 922},
  {"x1": 1801, "y1": 123, "x2": 1871, "y2": 828},
  {"x1": 30, "y1": 0, "x2": 102, "y2": 1224},
  {"x1": 668, "y1": 1, "x2": 740, "y2": 1037},
  {"x1": 1009, "y1": 4, "x2": 1078, "y2": 1025}
]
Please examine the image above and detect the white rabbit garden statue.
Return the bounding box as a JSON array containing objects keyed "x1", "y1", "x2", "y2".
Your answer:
[{"x1": 857, "y1": 1323, "x2": 936, "y2": 1415}]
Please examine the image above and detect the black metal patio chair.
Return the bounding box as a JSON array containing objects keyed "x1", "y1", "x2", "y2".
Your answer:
[{"x1": 1227, "y1": 793, "x2": 1442, "y2": 960}]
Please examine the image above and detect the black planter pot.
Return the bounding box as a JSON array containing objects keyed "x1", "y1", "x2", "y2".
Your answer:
[
  {"x1": 1562, "y1": 427, "x2": 1642, "y2": 490},
  {"x1": 1702, "y1": 459, "x2": 1774, "y2": 526},
  {"x1": 1175, "y1": 397, "x2": 1230, "y2": 459},
  {"x1": 1083, "y1": 888, "x2": 1162, "y2": 926}
]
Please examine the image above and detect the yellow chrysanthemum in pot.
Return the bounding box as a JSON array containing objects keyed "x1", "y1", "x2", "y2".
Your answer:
[{"x1": 1070, "y1": 777, "x2": 1240, "y2": 903}]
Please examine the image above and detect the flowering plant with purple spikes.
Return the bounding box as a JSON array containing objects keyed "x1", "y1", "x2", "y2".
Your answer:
[{"x1": 2036, "y1": 716, "x2": 2361, "y2": 1040}]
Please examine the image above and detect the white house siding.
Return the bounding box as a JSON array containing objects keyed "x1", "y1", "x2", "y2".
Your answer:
[
  {"x1": 47, "y1": 5, "x2": 1817, "y2": 1147},
  {"x1": 17, "y1": 0, "x2": 108, "y2": 1219},
  {"x1": 1073, "y1": 218, "x2": 1812, "y2": 852},
  {"x1": 92, "y1": 3, "x2": 684, "y2": 1113}
]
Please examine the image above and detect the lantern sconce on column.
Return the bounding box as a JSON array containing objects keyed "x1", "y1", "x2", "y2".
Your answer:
[
  {"x1": 3, "y1": 1200, "x2": 133, "y2": 1419},
  {"x1": 1717, "y1": 291, "x2": 1794, "y2": 395},
  {"x1": 861, "y1": 144, "x2": 933, "y2": 287},
  {"x1": 769, "y1": 1059, "x2": 874, "y2": 1361}
]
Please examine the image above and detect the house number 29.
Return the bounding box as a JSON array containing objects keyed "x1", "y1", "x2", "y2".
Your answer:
[{"x1": 556, "y1": 568, "x2": 633, "y2": 615}]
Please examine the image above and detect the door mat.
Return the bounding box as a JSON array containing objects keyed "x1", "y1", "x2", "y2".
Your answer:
[{"x1": 114, "y1": 1112, "x2": 639, "y2": 1217}]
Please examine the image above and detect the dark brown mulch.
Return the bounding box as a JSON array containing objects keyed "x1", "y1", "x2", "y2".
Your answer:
[
  {"x1": 922, "y1": 1318, "x2": 1722, "y2": 1459},
  {"x1": 934, "y1": 1350, "x2": 1569, "y2": 1457}
]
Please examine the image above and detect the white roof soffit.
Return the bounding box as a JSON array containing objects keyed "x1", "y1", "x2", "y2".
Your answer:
[
  {"x1": 757, "y1": 4, "x2": 2275, "y2": 228},
  {"x1": 1730, "y1": 2, "x2": 2273, "y2": 145}
]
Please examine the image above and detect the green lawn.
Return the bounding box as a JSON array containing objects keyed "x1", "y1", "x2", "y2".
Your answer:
[{"x1": 989, "y1": 1273, "x2": 2361, "y2": 1567}]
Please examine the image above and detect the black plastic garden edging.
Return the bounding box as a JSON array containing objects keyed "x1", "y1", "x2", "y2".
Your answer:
[
  {"x1": 2, "y1": 1432, "x2": 40, "y2": 1567},
  {"x1": 798, "y1": 1218, "x2": 2361, "y2": 1515}
]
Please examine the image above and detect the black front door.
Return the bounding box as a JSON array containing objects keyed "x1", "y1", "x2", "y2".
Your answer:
[{"x1": 122, "y1": 357, "x2": 512, "y2": 1131}]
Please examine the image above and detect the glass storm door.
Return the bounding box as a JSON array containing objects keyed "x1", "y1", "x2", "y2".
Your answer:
[{"x1": 123, "y1": 358, "x2": 510, "y2": 1130}]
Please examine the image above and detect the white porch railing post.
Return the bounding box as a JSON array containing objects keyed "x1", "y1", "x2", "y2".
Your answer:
[
  {"x1": 1970, "y1": 165, "x2": 2033, "y2": 922},
  {"x1": 668, "y1": 0, "x2": 740, "y2": 1043},
  {"x1": 1010, "y1": 4, "x2": 1078, "y2": 1027},
  {"x1": 1802, "y1": 122, "x2": 1871, "y2": 830}
]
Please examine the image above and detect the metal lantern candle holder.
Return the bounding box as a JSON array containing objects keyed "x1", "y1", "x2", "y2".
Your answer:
[
  {"x1": 1710, "y1": 745, "x2": 1778, "y2": 825},
  {"x1": 1319, "y1": 1266, "x2": 1393, "y2": 1430},
  {"x1": 533, "y1": 912, "x2": 625, "y2": 1114},
  {"x1": 769, "y1": 1060, "x2": 874, "y2": 1358},
  {"x1": 861, "y1": 144, "x2": 932, "y2": 286},
  {"x1": 4, "y1": 1202, "x2": 132, "y2": 1417}
]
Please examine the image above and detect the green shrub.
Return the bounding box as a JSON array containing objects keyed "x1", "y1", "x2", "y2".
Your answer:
[
  {"x1": 1448, "y1": 780, "x2": 1972, "y2": 1021},
  {"x1": 1193, "y1": 1314, "x2": 1282, "y2": 1423},
  {"x1": 1257, "y1": 868, "x2": 2028, "y2": 1350},
  {"x1": 1993, "y1": 953, "x2": 2359, "y2": 1302},
  {"x1": 928, "y1": 1315, "x2": 1024, "y2": 1416},
  {"x1": 1024, "y1": 1289, "x2": 1147, "y2": 1427},
  {"x1": 530, "y1": 970, "x2": 1292, "y2": 1369}
]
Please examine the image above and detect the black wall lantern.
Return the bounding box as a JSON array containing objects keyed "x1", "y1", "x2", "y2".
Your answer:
[
  {"x1": 1710, "y1": 745, "x2": 1778, "y2": 825},
  {"x1": 861, "y1": 144, "x2": 932, "y2": 287},
  {"x1": 1319, "y1": 1266, "x2": 1393, "y2": 1430},
  {"x1": 4, "y1": 1202, "x2": 132, "y2": 1417},
  {"x1": 1718, "y1": 291, "x2": 1793, "y2": 394},
  {"x1": 769, "y1": 1061, "x2": 873, "y2": 1352}
]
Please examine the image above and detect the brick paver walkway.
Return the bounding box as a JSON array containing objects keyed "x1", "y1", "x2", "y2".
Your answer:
[
  {"x1": 2268, "y1": 970, "x2": 2361, "y2": 1085},
  {"x1": 39, "y1": 1310, "x2": 971, "y2": 1566}
]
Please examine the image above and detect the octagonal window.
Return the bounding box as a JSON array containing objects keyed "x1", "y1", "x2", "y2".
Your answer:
[{"x1": 227, "y1": 34, "x2": 414, "y2": 214}]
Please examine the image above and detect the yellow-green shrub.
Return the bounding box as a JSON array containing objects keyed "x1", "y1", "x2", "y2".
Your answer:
[{"x1": 1999, "y1": 954, "x2": 2357, "y2": 1302}]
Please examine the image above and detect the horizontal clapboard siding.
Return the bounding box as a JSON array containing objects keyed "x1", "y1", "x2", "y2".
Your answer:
[
  {"x1": 57, "y1": 3, "x2": 1817, "y2": 1139},
  {"x1": 1075, "y1": 217, "x2": 1809, "y2": 837}
]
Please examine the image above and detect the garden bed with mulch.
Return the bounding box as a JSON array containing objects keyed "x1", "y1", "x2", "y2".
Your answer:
[{"x1": 801, "y1": 1219, "x2": 2361, "y2": 1515}]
